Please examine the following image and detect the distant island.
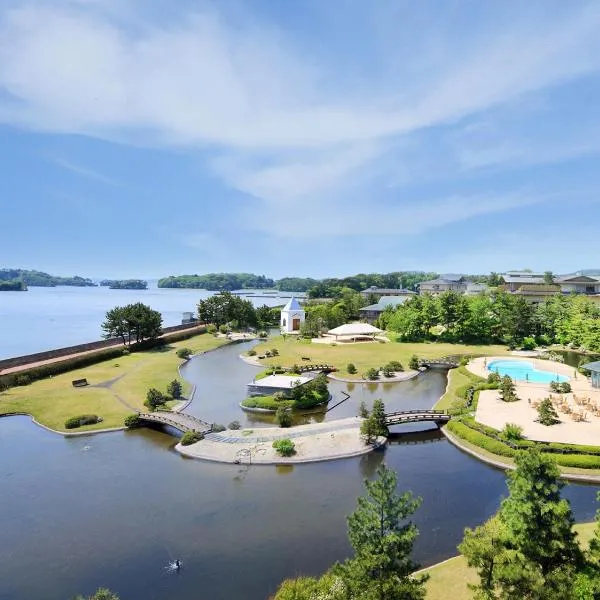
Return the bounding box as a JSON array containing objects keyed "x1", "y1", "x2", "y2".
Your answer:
[
  {"x1": 157, "y1": 271, "x2": 437, "y2": 295},
  {"x1": 100, "y1": 279, "x2": 148, "y2": 290},
  {"x1": 0, "y1": 279, "x2": 27, "y2": 291},
  {"x1": 158, "y1": 273, "x2": 275, "y2": 291},
  {"x1": 0, "y1": 269, "x2": 95, "y2": 288}
]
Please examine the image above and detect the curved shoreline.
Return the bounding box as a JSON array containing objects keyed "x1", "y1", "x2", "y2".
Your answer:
[
  {"x1": 441, "y1": 426, "x2": 600, "y2": 484},
  {"x1": 0, "y1": 412, "x2": 126, "y2": 437}
]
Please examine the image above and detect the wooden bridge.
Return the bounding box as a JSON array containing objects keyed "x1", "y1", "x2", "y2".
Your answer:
[
  {"x1": 384, "y1": 409, "x2": 450, "y2": 427},
  {"x1": 138, "y1": 411, "x2": 213, "y2": 434},
  {"x1": 419, "y1": 359, "x2": 459, "y2": 369},
  {"x1": 288, "y1": 364, "x2": 337, "y2": 374}
]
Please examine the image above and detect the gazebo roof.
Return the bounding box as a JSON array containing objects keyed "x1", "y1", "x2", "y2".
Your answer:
[
  {"x1": 282, "y1": 296, "x2": 302, "y2": 311},
  {"x1": 327, "y1": 323, "x2": 383, "y2": 336},
  {"x1": 581, "y1": 361, "x2": 600, "y2": 373}
]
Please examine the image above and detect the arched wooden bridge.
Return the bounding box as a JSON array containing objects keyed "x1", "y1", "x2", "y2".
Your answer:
[
  {"x1": 419, "y1": 359, "x2": 460, "y2": 369},
  {"x1": 384, "y1": 409, "x2": 450, "y2": 426},
  {"x1": 138, "y1": 411, "x2": 213, "y2": 434}
]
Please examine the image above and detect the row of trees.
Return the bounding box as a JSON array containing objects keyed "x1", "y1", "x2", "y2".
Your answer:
[
  {"x1": 99, "y1": 279, "x2": 148, "y2": 289},
  {"x1": 0, "y1": 268, "x2": 95, "y2": 286},
  {"x1": 379, "y1": 291, "x2": 600, "y2": 350},
  {"x1": 197, "y1": 292, "x2": 259, "y2": 329},
  {"x1": 273, "y1": 451, "x2": 600, "y2": 599}
]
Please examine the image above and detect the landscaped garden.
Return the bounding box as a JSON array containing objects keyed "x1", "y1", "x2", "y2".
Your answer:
[
  {"x1": 0, "y1": 332, "x2": 229, "y2": 432},
  {"x1": 251, "y1": 336, "x2": 509, "y2": 379}
]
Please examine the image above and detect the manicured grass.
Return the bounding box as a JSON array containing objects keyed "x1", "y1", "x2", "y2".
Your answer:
[
  {"x1": 423, "y1": 522, "x2": 596, "y2": 600},
  {"x1": 254, "y1": 337, "x2": 509, "y2": 379},
  {"x1": 0, "y1": 333, "x2": 228, "y2": 432},
  {"x1": 435, "y1": 367, "x2": 480, "y2": 411},
  {"x1": 241, "y1": 395, "x2": 293, "y2": 410}
]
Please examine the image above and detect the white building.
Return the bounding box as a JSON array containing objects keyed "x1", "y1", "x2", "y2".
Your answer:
[{"x1": 280, "y1": 296, "x2": 305, "y2": 333}]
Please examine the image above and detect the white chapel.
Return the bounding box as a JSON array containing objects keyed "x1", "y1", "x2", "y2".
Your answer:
[{"x1": 280, "y1": 297, "x2": 305, "y2": 333}]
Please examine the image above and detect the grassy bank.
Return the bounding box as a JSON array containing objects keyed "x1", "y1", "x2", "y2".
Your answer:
[
  {"x1": 0, "y1": 333, "x2": 229, "y2": 433},
  {"x1": 253, "y1": 337, "x2": 508, "y2": 379},
  {"x1": 424, "y1": 522, "x2": 596, "y2": 600},
  {"x1": 434, "y1": 366, "x2": 485, "y2": 411}
]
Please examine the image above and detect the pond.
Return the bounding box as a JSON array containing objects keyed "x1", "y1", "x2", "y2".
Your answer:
[{"x1": 1, "y1": 343, "x2": 599, "y2": 600}]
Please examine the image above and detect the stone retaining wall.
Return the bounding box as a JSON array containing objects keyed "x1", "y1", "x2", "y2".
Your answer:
[{"x1": 0, "y1": 322, "x2": 203, "y2": 370}]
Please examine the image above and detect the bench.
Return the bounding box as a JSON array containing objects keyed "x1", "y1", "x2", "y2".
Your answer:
[
  {"x1": 301, "y1": 357, "x2": 311, "y2": 361},
  {"x1": 72, "y1": 378, "x2": 88, "y2": 388}
]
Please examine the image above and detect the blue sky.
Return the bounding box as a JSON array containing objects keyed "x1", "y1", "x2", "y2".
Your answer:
[{"x1": 1, "y1": 0, "x2": 600, "y2": 279}]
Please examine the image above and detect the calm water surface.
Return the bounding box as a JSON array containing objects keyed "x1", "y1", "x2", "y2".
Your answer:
[
  {"x1": 0, "y1": 284, "x2": 285, "y2": 359},
  {"x1": 2, "y1": 346, "x2": 599, "y2": 600}
]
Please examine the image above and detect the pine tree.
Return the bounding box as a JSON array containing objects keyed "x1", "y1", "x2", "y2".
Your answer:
[
  {"x1": 337, "y1": 464, "x2": 428, "y2": 600},
  {"x1": 371, "y1": 398, "x2": 389, "y2": 437},
  {"x1": 537, "y1": 397, "x2": 560, "y2": 426}
]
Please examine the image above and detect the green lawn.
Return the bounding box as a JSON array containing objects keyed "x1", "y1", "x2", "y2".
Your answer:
[
  {"x1": 424, "y1": 522, "x2": 596, "y2": 600},
  {"x1": 435, "y1": 366, "x2": 486, "y2": 411},
  {"x1": 0, "y1": 333, "x2": 228, "y2": 432},
  {"x1": 253, "y1": 336, "x2": 508, "y2": 379}
]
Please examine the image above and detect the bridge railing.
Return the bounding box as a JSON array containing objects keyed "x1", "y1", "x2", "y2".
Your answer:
[{"x1": 384, "y1": 409, "x2": 447, "y2": 417}]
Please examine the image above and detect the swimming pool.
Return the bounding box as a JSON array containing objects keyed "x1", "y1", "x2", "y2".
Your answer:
[{"x1": 487, "y1": 359, "x2": 569, "y2": 383}]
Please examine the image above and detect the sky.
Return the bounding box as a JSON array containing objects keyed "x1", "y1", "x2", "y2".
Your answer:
[{"x1": 1, "y1": 0, "x2": 599, "y2": 279}]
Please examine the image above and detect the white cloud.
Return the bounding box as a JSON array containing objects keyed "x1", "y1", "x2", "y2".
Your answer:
[
  {"x1": 51, "y1": 157, "x2": 122, "y2": 186},
  {"x1": 1, "y1": 0, "x2": 599, "y2": 241}
]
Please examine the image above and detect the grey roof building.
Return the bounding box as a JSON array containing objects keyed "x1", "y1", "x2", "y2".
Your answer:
[
  {"x1": 581, "y1": 362, "x2": 600, "y2": 389},
  {"x1": 359, "y1": 296, "x2": 411, "y2": 323}
]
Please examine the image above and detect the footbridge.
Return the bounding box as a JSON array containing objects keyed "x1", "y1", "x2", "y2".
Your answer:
[
  {"x1": 384, "y1": 409, "x2": 450, "y2": 427},
  {"x1": 419, "y1": 359, "x2": 460, "y2": 369},
  {"x1": 138, "y1": 411, "x2": 213, "y2": 434}
]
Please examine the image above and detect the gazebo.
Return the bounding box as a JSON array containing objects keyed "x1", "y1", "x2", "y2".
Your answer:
[
  {"x1": 326, "y1": 323, "x2": 383, "y2": 342},
  {"x1": 581, "y1": 361, "x2": 600, "y2": 389}
]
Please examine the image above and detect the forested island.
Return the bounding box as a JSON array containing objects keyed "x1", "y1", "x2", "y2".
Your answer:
[
  {"x1": 158, "y1": 271, "x2": 438, "y2": 294},
  {"x1": 0, "y1": 279, "x2": 27, "y2": 291},
  {"x1": 100, "y1": 279, "x2": 148, "y2": 290},
  {"x1": 158, "y1": 273, "x2": 275, "y2": 290},
  {"x1": 0, "y1": 269, "x2": 95, "y2": 287}
]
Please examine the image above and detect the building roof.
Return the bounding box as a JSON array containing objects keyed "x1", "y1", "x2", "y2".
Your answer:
[
  {"x1": 440, "y1": 273, "x2": 465, "y2": 282},
  {"x1": 282, "y1": 296, "x2": 303, "y2": 312},
  {"x1": 466, "y1": 283, "x2": 488, "y2": 291},
  {"x1": 360, "y1": 287, "x2": 416, "y2": 295},
  {"x1": 328, "y1": 323, "x2": 383, "y2": 336},
  {"x1": 359, "y1": 296, "x2": 410, "y2": 312},
  {"x1": 504, "y1": 271, "x2": 545, "y2": 278},
  {"x1": 250, "y1": 374, "x2": 311, "y2": 388},
  {"x1": 502, "y1": 276, "x2": 546, "y2": 284},
  {"x1": 419, "y1": 278, "x2": 466, "y2": 286},
  {"x1": 556, "y1": 274, "x2": 600, "y2": 283},
  {"x1": 581, "y1": 362, "x2": 600, "y2": 373}
]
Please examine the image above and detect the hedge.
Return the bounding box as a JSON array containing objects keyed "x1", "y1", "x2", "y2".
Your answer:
[
  {"x1": 65, "y1": 414, "x2": 101, "y2": 429},
  {"x1": 241, "y1": 396, "x2": 294, "y2": 411},
  {"x1": 551, "y1": 454, "x2": 600, "y2": 469},
  {"x1": 0, "y1": 327, "x2": 209, "y2": 389},
  {"x1": 445, "y1": 420, "x2": 517, "y2": 457},
  {"x1": 180, "y1": 431, "x2": 203, "y2": 446}
]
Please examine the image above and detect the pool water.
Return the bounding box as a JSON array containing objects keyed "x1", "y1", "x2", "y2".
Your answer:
[{"x1": 487, "y1": 360, "x2": 569, "y2": 383}]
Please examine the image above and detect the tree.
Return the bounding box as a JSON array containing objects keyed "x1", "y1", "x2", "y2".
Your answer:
[
  {"x1": 463, "y1": 450, "x2": 584, "y2": 599},
  {"x1": 167, "y1": 379, "x2": 182, "y2": 399},
  {"x1": 276, "y1": 406, "x2": 292, "y2": 428},
  {"x1": 336, "y1": 464, "x2": 428, "y2": 600},
  {"x1": 544, "y1": 271, "x2": 555, "y2": 285},
  {"x1": 371, "y1": 399, "x2": 389, "y2": 437},
  {"x1": 197, "y1": 291, "x2": 257, "y2": 329},
  {"x1": 145, "y1": 388, "x2": 167, "y2": 410},
  {"x1": 358, "y1": 400, "x2": 369, "y2": 419},
  {"x1": 537, "y1": 397, "x2": 560, "y2": 426},
  {"x1": 499, "y1": 375, "x2": 519, "y2": 402},
  {"x1": 101, "y1": 303, "x2": 162, "y2": 345},
  {"x1": 74, "y1": 589, "x2": 119, "y2": 600}
]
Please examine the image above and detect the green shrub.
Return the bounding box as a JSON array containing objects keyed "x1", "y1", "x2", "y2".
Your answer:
[
  {"x1": 207, "y1": 324, "x2": 217, "y2": 334},
  {"x1": 228, "y1": 420, "x2": 241, "y2": 430},
  {"x1": 347, "y1": 363, "x2": 357, "y2": 374},
  {"x1": 247, "y1": 349, "x2": 257, "y2": 356},
  {"x1": 218, "y1": 324, "x2": 229, "y2": 334},
  {"x1": 273, "y1": 438, "x2": 296, "y2": 457},
  {"x1": 537, "y1": 397, "x2": 560, "y2": 425},
  {"x1": 15, "y1": 374, "x2": 31, "y2": 386},
  {"x1": 289, "y1": 364, "x2": 301, "y2": 374},
  {"x1": 180, "y1": 431, "x2": 203, "y2": 445},
  {"x1": 176, "y1": 347, "x2": 192, "y2": 360},
  {"x1": 65, "y1": 414, "x2": 100, "y2": 429},
  {"x1": 409, "y1": 355, "x2": 420, "y2": 370},
  {"x1": 551, "y1": 454, "x2": 600, "y2": 469},
  {"x1": 501, "y1": 422, "x2": 524, "y2": 441},
  {"x1": 521, "y1": 337, "x2": 537, "y2": 351},
  {"x1": 258, "y1": 331, "x2": 268, "y2": 338},
  {"x1": 276, "y1": 406, "x2": 293, "y2": 428},
  {"x1": 167, "y1": 379, "x2": 183, "y2": 399},
  {"x1": 487, "y1": 371, "x2": 501, "y2": 385},
  {"x1": 559, "y1": 381, "x2": 572, "y2": 394},
  {"x1": 121, "y1": 348, "x2": 130, "y2": 355},
  {"x1": 124, "y1": 414, "x2": 141, "y2": 428},
  {"x1": 211, "y1": 423, "x2": 226, "y2": 432},
  {"x1": 445, "y1": 421, "x2": 517, "y2": 457},
  {"x1": 365, "y1": 367, "x2": 379, "y2": 380},
  {"x1": 271, "y1": 348, "x2": 279, "y2": 356},
  {"x1": 385, "y1": 360, "x2": 403, "y2": 372},
  {"x1": 144, "y1": 388, "x2": 168, "y2": 410}
]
